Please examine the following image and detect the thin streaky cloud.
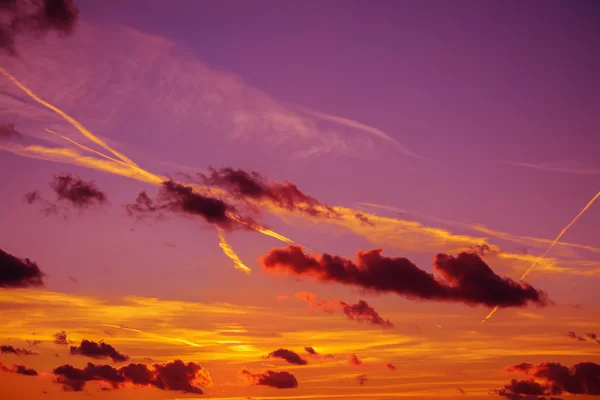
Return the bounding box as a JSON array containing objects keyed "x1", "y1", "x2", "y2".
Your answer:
[{"x1": 502, "y1": 160, "x2": 600, "y2": 175}]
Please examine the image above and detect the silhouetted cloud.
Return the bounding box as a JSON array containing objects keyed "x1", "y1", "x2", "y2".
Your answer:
[
  {"x1": 501, "y1": 361, "x2": 600, "y2": 396},
  {"x1": 0, "y1": 0, "x2": 79, "y2": 56},
  {"x1": 0, "y1": 123, "x2": 20, "y2": 140},
  {"x1": 53, "y1": 331, "x2": 68, "y2": 346},
  {"x1": 0, "y1": 361, "x2": 38, "y2": 376},
  {"x1": 241, "y1": 369, "x2": 298, "y2": 389},
  {"x1": 70, "y1": 339, "x2": 129, "y2": 363},
  {"x1": 493, "y1": 379, "x2": 559, "y2": 400},
  {"x1": 26, "y1": 340, "x2": 42, "y2": 347},
  {"x1": 586, "y1": 332, "x2": 600, "y2": 344},
  {"x1": 386, "y1": 363, "x2": 396, "y2": 371},
  {"x1": 126, "y1": 180, "x2": 244, "y2": 229},
  {"x1": 50, "y1": 174, "x2": 108, "y2": 209},
  {"x1": 23, "y1": 190, "x2": 63, "y2": 217},
  {"x1": 53, "y1": 360, "x2": 208, "y2": 393},
  {"x1": 263, "y1": 247, "x2": 548, "y2": 308},
  {"x1": 566, "y1": 332, "x2": 586, "y2": 342},
  {"x1": 348, "y1": 354, "x2": 363, "y2": 366},
  {"x1": 303, "y1": 346, "x2": 334, "y2": 360},
  {"x1": 267, "y1": 349, "x2": 307, "y2": 366},
  {"x1": 356, "y1": 374, "x2": 368, "y2": 385},
  {"x1": 200, "y1": 167, "x2": 337, "y2": 218},
  {"x1": 0, "y1": 248, "x2": 45, "y2": 288},
  {"x1": 0, "y1": 345, "x2": 37, "y2": 356}
]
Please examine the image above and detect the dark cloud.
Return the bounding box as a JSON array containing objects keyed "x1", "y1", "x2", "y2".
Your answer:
[
  {"x1": 341, "y1": 300, "x2": 394, "y2": 328},
  {"x1": 53, "y1": 360, "x2": 208, "y2": 393},
  {"x1": 126, "y1": 180, "x2": 245, "y2": 229},
  {"x1": 0, "y1": 123, "x2": 20, "y2": 140},
  {"x1": 0, "y1": 247, "x2": 45, "y2": 288},
  {"x1": 23, "y1": 190, "x2": 65, "y2": 218},
  {"x1": 50, "y1": 174, "x2": 108, "y2": 209},
  {"x1": 586, "y1": 332, "x2": 600, "y2": 344},
  {"x1": 199, "y1": 167, "x2": 338, "y2": 218},
  {"x1": 457, "y1": 387, "x2": 465, "y2": 395},
  {"x1": 267, "y1": 349, "x2": 307, "y2": 366},
  {"x1": 348, "y1": 354, "x2": 363, "y2": 366},
  {"x1": 0, "y1": 361, "x2": 38, "y2": 376},
  {"x1": 241, "y1": 369, "x2": 298, "y2": 389},
  {"x1": 53, "y1": 331, "x2": 68, "y2": 346},
  {"x1": 303, "y1": 346, "x2": 334, "y2": 360},
  {"x1": 493, "y1": 379, "x2": 558, "y2": 400},
  {"x1": 0, "y1": 0, "x2": 79, "y2": 56},
  {"x1": 27, "y1": 340, "x2": 43, "y2": 347},
  {"x1": 0, "y1": 345, "x2": 37, "y2": 356},
  {"x1": 504, "y1": 361, "x2": 600, "y2": 396},
  {"x1": 566, "y1": 332, "x2": 586, "y2": 342},
  {"x1": 356, "y1": 374, "x2": 368, "y2": 385},
  {"x1": 263, "y1": 247, "x2": 548, "y2": 308},
  {"x1": 70, "y1": 339, "x2": 129, "y2": 363},
  {"x1": 386, "y1": 363, "x2": 396, "y2": 371}
]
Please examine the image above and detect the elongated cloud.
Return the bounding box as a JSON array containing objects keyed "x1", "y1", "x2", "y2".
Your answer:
[
  {"x1": 241, "y1": 369, "x2": 298, "y2": 389},
  {"x1": 216, "y1": 227, "x2": 251, "y2": 274},
  {"x1": 50, "y1": 174, "x2": 108, "y2": 208},
  {"x1": 566, "y1": 332, "x2": 586, "y2": 342},
  {"x1": 70, "y1": 339, "x2": 129, "y2": 363},
  {"x1": 53, "y1": 360, "x2": 208, "y2": 393},
  {"x1": 295, "y1": 291, "x2": 394, "y2": 328},
  {"x1": 264, "y1": 247, "x2": 548, "y2": 308},
  {"x1": 504, "y1": 361, "x2": 600, "y2": 396},
  {"x1": 0, "y1": 361, "x2": 38, "y2": 376},
  {"x1": 0, "y1": 248, "x2": 45, "y2": 288},
  {"x1": 0, "y1": 0, "x2": 79, "y2": 55},
  {"x1": 493, "y1": 379, "x2": 561, "y2": 400},
  {"x1": 304, "y1": 347, "x2": 334, "y2": 360},
  {"x1": 0, "y1": 345, "x2": 37, "y2": 356},
  {"x1": 586, "y1": 332, "x2": 600, "y2": 344},
  {"x1": 266, "y1": 349, "x2": 307, "y2": 366},
  {"x1": 200, "y1": 167, "x2": 336, "y2": 218}
]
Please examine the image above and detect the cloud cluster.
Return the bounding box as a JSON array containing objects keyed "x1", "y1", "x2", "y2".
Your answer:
[
  {"x1": 295, "y1": 291, "x2": 394, "y2": 328},
  {"x1": 266, "y1": 349, "x2": 307, "y2": 366},
  {"x1": 565, "y1": 331, "x2": 599, "y2": 344},
  {"x1": 0, "y1": 248, "x2": 45, "y2": 288},
  {"x1": 53, "y1": 360, "x2": 209, "y2": 393},
  {"x1": 50, "y1": 174, "x2": 107, "y2": 208},
  {"x1": 0, "y1": 0, "x2": 79, "y2": 56},
  {"x1": 494, "y1": 361, "x2": 600, "y2": 398},
  {"x1": 200, "y1": 167, "x2": 337, "y2": 218},
  {"x1": 0, "y1": 345, "x2": 37, "y2": 356},
  {"x1": 0, "y1": 361, "x2": 38, "y2": 376},
  {"x1": 241, "y1": 369, "x2": 298, "y2": 389},
  {"x1": 263, "y1": 247, "x2": 548, "y2": 308},
  {"x1": 70, "y1": 339, "x2": 129, "y2": 363},
  {"x1": 53, "y1": 331, "x2": 69, "y2": 346}
]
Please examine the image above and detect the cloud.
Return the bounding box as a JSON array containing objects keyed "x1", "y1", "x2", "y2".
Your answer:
[
  {"x1": 26, "y1": 340, "x2": 42, "y2": 347},
  {"x1": 386, "y1": 363, "x2": 396, "y2": 371},
  {"x1": 303, "y1": 346, "x2": 334, "y2": 360},
  {"x1": 356, "y1": 374, "x2": 368, "y2": 385},
  {"x1": 586, "y1": 332, "x2": 600, "y2": 344},
  {"x1": 0, "y1": 361, "x2": 38, "y2": 376},
  {"x1": 0, "y1": 123, "x2": 20, "y2": 140},
  {"x1": 53, "y1": 360, "x2": 208, "y2": 393},
  {"x1": 126, "y1": 180, "x2": 243, "y2": 229},
  {"x1": 50, "y1": 174, "x2": 108, "y2": 208},
  {"x1": 266, "y1": 349, "x2": 307, "y2": 366},
  {"x1": 263, "y1": 247, "x2": 548, "y2": 308},
  {"x1": 53, "y1": 331, "x2": 68, "y2": 346},
  {"x1": 70, "y1": 339, "x2": 129, "y2": 363},
  {"x1": 199, "y1": 167, "x2": 337, "y2": 218},
  {"x1": 295, "y1": 291, "x2": 394, "y2": 329},
  {"x1": 348, "y1": 354, "x2": 363, "y2": 366},
  {"x1": 493, "y1": 379, "x2": 560, "y2": 400},
  {"x1": 505, "y1": 361, "x2": 600, "y2": 396},
  {"x1": 241, "y1": 369, "x2": 298, "y2": 389},
  {"x1": 502, "y1": 160, "x2": 600, "y2": 176},
  {"x1": 0, "y1": 345, "x2": 37, "y2": 356},
  {"x1": 0, "y1": 248, "x2": 45, "y2": 288},
  {"x1": 566, "y1": 332, "x2": 586, "y2": 342},
  {"x1": 0, "y1": 0, "x2": 79, "y2": 56},
  {"x1": 23, "y1": 190, "x2": 64, "y2": 217}
]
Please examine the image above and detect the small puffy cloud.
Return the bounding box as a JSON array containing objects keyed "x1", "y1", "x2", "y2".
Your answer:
[
  {"x1": 266, "y1": 349, "x2": 307, "y2": 366},
  {"x1": 0, "y1": 248, "x2": 45, "y2": 288},
  {"x1": 69, "y1": 339, "x2": 129, "y2": 363},
  {"x1": 241, "y1": 369, "x2": 298, "y2": 389}
]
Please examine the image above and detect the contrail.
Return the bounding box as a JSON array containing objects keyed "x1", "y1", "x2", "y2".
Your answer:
[
  {"x1": 101, "y1": 324, "x2": 203, "y2": 347},
  {"x1": 217, "y1": 227, "x2": 252, "y2": 274},
  {"x1": 481, "y1": 191, "x2": 600, "y2": 324}
]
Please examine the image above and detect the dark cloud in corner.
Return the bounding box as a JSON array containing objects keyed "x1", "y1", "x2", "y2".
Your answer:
[
  {"x1": 266, "y1": 349, "x2": 307, "y2": 366},
  {"x1": 0, "y1": 361, "x2": 38, "y2": 376},
  {"x1": 241, "y1": 369, "x2": 298, "y2": 389},
  {"x1": 263, "y1": 246, "x2": 548, "y2": 308},
  {"x1": 0, "y1": 248, "x2": 45, "y2": 288},
  {"x1": 70, "y1": 339, "x2": 129, "y2": 363},
  {"x1": 0, "y1": 0, "x2": 79, "y2": 56}
]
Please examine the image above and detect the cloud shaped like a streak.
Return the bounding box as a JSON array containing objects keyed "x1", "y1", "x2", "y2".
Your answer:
[
  {"x1": 70, "y1": 339, "x2": 129, "y2": 363},
  {"x1": 0, "y1": 0, "x2": 79, "y2": 56},
  {"x1": 241, "y1": 369, "x2": 298, "y2": 389},
  {"x1": 263, "y1": 247, "x2": 548, "y2": 308},
  {"x1": 0, "y1": 248, "x2": 45, "y2": 288},
  {"x1": 0, "y1": 361, "x2": 38, "y2": 376},
  {"x1": 1, "y1": 345, "x2": 37, "y2": 356},
  {"x1": 53, "y1": 360, "x2": 209, "y2": 393},
  {"x1": 266, "y1": 349, "x2": 307, "y2": 366}
]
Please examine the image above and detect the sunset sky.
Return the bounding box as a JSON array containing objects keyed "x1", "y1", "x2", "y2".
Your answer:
[{"x1": 0, "y1": 1, "x2": 599, "y2": 399}]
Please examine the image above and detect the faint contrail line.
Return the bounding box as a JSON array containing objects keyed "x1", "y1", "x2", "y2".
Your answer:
[
  {"x1": 481, "y1": 191, "x2": 600, "y2": 324},
  {"x1": 217, "y1": 227, "x2": 252, "y2": 274}
]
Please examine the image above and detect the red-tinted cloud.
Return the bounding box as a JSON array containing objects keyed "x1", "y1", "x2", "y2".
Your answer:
[
  {"x1": 70, "y1": 339, "x2": 129, "y2": 363},
  {"x1": 267, "y1": 349, "x2": 307, "y2": 365},
  {"x1": 0, "y1": 0, "x2": 79, "y2": 56},
  {"x1": 503, "y1": 361, "x2": 600, "y2": 396},
  {"x1": 304, "y1": 347, "x2": 334, "y2": 360},
  {"x1": 0, "y1": 345, "x2": 37, "y2": 356},
  {"x1": 492, "y1": 379, "x2": 560, "y2": 400},
  {"x1": 53, "y1": 360, "x2": 208, "y2": 393},
  {"x1": 263, "y1": 247, "x2": 548, "y2": 308},
  {"x1": 566, "y1": 332, "x2": 586, "y2": 342},
  {"x1": 200, "y1": 167, "x2": 337, "y2": 218},
  {"x1": 356, "y1": 374, "x2": 368, "y2": 385},
  {"x1": 50, "y1": 174, "x2": 108, "y2": 209},
  {"x1": 241, "y1": 369, "x2": 298, "y2": 389},
  {"x1": 386, "y1": 363, "x2": 396, "y2": 371},
  {"x1": 0, "y1": 361, "x2": 38, "y2": 376},
  {"x1": 348, "y1": 354, "x2": 363, "y2": 366},
  {"x1": 0, "y1": 248, "x2": 45, "y2": 288}
]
